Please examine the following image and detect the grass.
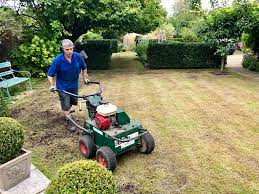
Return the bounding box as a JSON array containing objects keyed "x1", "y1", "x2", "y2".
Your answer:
[{"x1": 10, "y1": 51, "x2": 259, "y2": 193}]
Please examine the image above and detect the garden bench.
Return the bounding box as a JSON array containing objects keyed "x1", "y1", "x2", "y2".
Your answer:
[{"x1": 0, "y1": 61, "x2": 32, "y2": 100}]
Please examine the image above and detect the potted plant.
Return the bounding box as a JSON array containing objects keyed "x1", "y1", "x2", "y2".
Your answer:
[{"x1": 0, "y1": 117, "x2": 31, "y2": 191}]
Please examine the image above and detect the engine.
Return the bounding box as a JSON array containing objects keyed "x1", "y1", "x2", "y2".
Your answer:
[{"x1": 94, "y1": 103, "x2": 117, "y2": 130}]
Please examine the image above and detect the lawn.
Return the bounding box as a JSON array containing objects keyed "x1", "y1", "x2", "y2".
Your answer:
[{"x1": 10, "y1": 52, "x2": 258, "y2": 193}]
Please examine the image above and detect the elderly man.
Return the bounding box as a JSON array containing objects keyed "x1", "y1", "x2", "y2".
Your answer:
[{"x1": 47, "y1": 39, "x2": 89, "y2": 131}]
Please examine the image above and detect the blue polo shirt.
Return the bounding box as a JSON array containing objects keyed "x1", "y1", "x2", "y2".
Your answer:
[{"x1": 47, "y1": 52, "x2": 87, "y2": 92}]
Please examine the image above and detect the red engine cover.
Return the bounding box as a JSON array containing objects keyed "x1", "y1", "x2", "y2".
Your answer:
[{"x1": 94, "y1": 113, "x2": 110, "y2": 130}]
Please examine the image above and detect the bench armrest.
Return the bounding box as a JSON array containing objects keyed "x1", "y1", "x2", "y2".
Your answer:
[{"x1": 12, "y1": 70, "x2": 31, "y2": 78}]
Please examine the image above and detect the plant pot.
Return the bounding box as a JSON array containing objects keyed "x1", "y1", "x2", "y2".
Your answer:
[{"x1": 0, "y1": 148, "x2": 31, "y2": 191}]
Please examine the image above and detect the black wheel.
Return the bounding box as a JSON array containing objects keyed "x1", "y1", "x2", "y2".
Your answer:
[
  {"x1": 137, "y1": 132, "x2": 155, "y2": 154},
  {"x1": 79, "y1": 135, "x2": 95, "y2": 159},
  {"x1": 96, "y1": 146, "x2": 117, "y2": 171}
]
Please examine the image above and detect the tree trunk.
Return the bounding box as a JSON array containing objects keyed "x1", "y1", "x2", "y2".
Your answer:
[{"x1": 220, "y1": 57, "x2": 226, "y2": 72}]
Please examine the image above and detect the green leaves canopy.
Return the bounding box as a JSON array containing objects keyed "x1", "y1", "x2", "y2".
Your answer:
[
  {"x1": 17, "y1": 0, "x2": 166, "y2": 40},
  {"x1": 199, "y1": 2, "x2": 259, "y2": 57}
]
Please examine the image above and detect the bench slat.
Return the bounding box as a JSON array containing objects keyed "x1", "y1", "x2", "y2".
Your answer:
[
  {"x1": 0, "y1": 70, "x2": 14, "y2": 77},
  {"x1": 0, "y1": 61, "x2": 11, "y2": 69},
  {"x1": 0, "y1": 77, "x2": 29, "y2": 88}
]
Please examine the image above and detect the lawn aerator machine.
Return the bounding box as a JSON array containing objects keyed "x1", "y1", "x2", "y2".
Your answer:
[{"x1": 55, "y1": 81, "x2": 155, "y2": 171}]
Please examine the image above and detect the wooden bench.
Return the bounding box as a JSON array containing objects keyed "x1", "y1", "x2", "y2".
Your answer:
[{"x1": 0, "y1": 61, "x2": 32, "y2": 100}]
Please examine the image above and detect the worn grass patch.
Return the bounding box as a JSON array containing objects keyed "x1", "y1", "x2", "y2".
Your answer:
[{"x1": 10, "y1": 52, "x2": 259, "y2": 193}]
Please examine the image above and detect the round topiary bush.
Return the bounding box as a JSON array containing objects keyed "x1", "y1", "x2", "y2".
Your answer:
[
  {"x1": 45, "y1": 160, "x2": 117, "y2": 194},
  {"x1": 0, "y1": 117, "x2": 25, "y2": 164}
]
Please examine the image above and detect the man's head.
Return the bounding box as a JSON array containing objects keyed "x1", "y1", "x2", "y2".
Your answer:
[{"x1": 61, "y1": 39, "x2": 74, "y2": 58}]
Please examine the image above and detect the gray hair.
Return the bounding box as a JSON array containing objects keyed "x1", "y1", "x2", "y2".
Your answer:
[{"x1": 62, "y1": 39, "x2": 74, "y2": 48}]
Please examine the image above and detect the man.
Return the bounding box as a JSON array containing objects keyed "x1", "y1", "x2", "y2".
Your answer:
[{"x1": 47, "y1": 39, "x2": 89, "y2": 131}]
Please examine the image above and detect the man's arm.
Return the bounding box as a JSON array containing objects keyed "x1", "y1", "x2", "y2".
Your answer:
[
  {"x1": 47, "y1": 56, "x2": 58, "y2": 91},
  {"x1": 82, "y1": 69, "x2": 89, "y2": 83},
  {"x1": 48, "y1": 76, "x2": 55, "y2": 87},
  {"x1": 48, "y1": 76, "x2": 56, "y2": 91}
]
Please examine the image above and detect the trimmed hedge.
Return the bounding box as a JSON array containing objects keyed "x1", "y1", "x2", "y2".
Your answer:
[
  {"x1": 110, "y1": 39, "x2": 118, "y2": 53},
  {"x1": 45, "y1": 160, "x2": 117, "y2": 194},
  {"x1": 147, "y1": 42, "x2": 221, "y2": 69},
  {"x1": 0, "y1": 117, "x2": 24, "y2": 164},
  {"x1": 76, "y1": 39, "x2": 118, "y2": 70}
]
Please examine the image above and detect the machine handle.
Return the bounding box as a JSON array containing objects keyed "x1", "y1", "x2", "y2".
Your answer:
[
  {"x1": 65, "y1": 115, "x2": 92, "y2": 133},
  {"x1": 54, "y1": 81, "x2": 102, "y2": 99}
]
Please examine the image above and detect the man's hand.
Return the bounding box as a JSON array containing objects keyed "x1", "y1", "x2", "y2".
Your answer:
[
  {"x1": 84, "y1": 78, "x2": 90, "y2": 84},
  {"x1": 48, "y1": 85, "x2": 56, "y2": 92}
]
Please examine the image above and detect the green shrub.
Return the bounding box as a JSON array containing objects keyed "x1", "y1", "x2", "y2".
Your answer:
[
  {"x1": 10, "y1": 20, "x2": 62, "y2": 77},
  {"x1": 171, "y1": 38, "x2": 184, "y2": 42},
  {"x1": 77, "y1": 31, "x2": 104, "y2": 42},
  {"x1": 180, "y1": 27, "x2": 201, "y2": 42},
  {"x1": 45, "y1": 160, "x2": 117, "y2": 194},
  {"x1": 0, "y1": 117, "x2": 25, "y2": 164},
  {"x1": 11, "y1": 35, "x2": 60, "y2": 77},
  {"x1": 0, "y1": 90, "x2": 9, "y2": 117},
  {"x1": 117, "y1": 43, "x2": 124, "y2": 52},
  {"x1": 135, "y1": 44, "x2": 148, "y2": 64},
  {"x1": 147, "y1": 42, "x2": 221, "y2": 69},
  {"x1": 242, "y1": 54, "x2": 259, "y2": 72}
]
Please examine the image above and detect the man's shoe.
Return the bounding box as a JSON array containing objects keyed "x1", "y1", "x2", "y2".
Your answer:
[{"x1": 67, "y1": 120, "x2": 76, "y2": 132}]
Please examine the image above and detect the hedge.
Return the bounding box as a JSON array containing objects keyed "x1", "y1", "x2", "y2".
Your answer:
[
  {"x1": 110, "y1": 39, "x2": 118, "y2": 53},
  {"x1": 147, "y1": 42, "x2": 221, "y2": 69},
  {"x1": 76, "y1": 39, "x2": 118, "y2": 70}
]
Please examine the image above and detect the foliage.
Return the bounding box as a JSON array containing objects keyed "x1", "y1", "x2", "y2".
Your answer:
[
  {"x1": 198, "y1": 2, "x2": 259, "y2": 71},
  {"x1": 170, "y1": 38, "x2": 185, "y2": 42},
  {"x1": 9, "y1": 20, "x2": 62, "y2": 77},
  {"x1": 0, "y1": 117, "x2": 25, "y2": 164},
  {"x1": 199, "y1": 2, "x2": 259, "y2": 57},
  {"x1": 10, "y1": 0, "x2": 166, "y2": 41},
  {"x1": 186, "y1": 0, "x2": 201, "y2": 11},
  {"x1": 11, "y1": 35, "x2": 60, "y2": 77},
  {"x1": 117, "y1": 43, "x2": 124, "y2": 52},
  {"x1": 241, "y1": 33, "x2": 253, "y2": 53},
  {"x1": 0, "y1": 8, "x2": 23, "y2": 61},
  {"x1": 157, "y1": 23, "x2": 176, "y2": 40},
  {"x1": 0, "y1": 90, "x2": 9, "y2": 117},
  {"x1": 242, "y1": 54, "x2": 259, "y2": 72},
  {"x1": 135, "y1": 44, "x2": 148, "y2": 64},
  {"x1": 147, "y1": 42, "x2": 221, "y2": 69},
  {"x1": 180, "y1": 27, "x2": 201, "y2": 42},
  {"x1": 45, "y1": 160, "x2": 117, "y2": 194},
  {"x1": 169, "y1": 0, "x2": 204, "y2": 37},
  {"x1": 77, "y1": 31, "x2": 103, "y2": 43}
]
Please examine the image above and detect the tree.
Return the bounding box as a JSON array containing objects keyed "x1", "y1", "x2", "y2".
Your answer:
[
  {"x1": 0, "y1": 8, "x2": 23, "y2": 60},
  {"x1": 9, "y1": 0, "x2": 166, "y2": 41},
  {"x1": 169, "y1": 0, "x2": 203, "y2": 37},
  {"x1": 186, "y1": 0, "x2": 201, "y2": 11},
  {"x1": 199, "y1": 2, "x2": 259, "y2": 72}
]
